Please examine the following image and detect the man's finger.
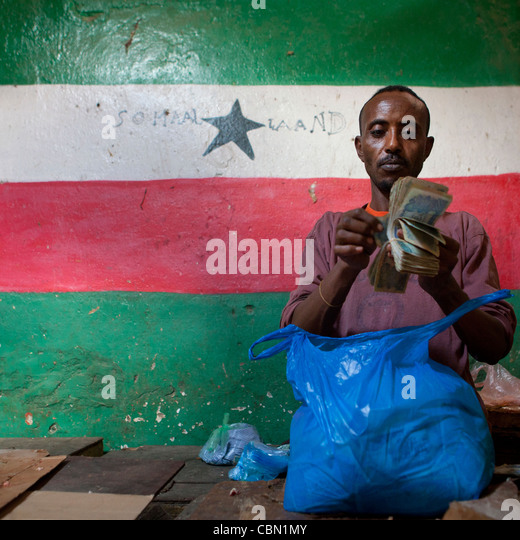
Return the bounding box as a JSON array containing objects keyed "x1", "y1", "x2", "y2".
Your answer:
[
  {"x1": 336, "y1": 229, "x2": 375, "y2": 247},
  {"x1": 338, "y1": 209, "x2": 384, "y2": 236}
]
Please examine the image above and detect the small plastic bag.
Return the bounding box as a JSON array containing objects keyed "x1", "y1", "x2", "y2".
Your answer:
[
  {"x1": 471, "y1": 361, "x2": 520, "y2": 408},
  {"x1": 199, "y1": 413, "x2": 262, "y2": 465},
  {"x1": 229, "y1": 441, "x2": 290, "y2": 481}
]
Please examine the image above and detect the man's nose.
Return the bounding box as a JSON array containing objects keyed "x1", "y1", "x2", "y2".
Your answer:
[{"x1": 385, "y1": 128, "x2": 402, "y2": 153}]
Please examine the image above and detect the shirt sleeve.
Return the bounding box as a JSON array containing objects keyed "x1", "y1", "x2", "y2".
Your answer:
[
  {"x1": 279, "y1": 212, "x2": 339, "y2": 328},
  {"x1": 455, "y1": 212, "x2": 517, "y2": 353}
]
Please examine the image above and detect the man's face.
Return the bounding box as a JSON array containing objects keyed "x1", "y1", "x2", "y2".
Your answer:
[{"x1": 355, "y1": 91, "x2": 434, "y2": 197}]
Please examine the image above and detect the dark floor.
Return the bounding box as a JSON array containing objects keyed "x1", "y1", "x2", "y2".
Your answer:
[{"x1": 1, "y1": 432, "x2": 519, "y2": 520}]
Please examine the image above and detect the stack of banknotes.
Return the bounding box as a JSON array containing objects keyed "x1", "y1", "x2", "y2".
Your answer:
[{"x1": 369, "y1": 176, "x2": 453, "y2": 293}]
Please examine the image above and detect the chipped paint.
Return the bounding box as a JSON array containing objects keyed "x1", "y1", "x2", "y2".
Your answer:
[
  {"x1": 156, "y1": 407, "x2": 166, "y2": 423},
  {"x1": 308, "y1": 182, "x2": 317, "y2": 203}
]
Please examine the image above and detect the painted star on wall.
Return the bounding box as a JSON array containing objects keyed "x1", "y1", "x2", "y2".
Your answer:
[{"x1": 202, "y1": 99, "x2": 265, "y2": 160}]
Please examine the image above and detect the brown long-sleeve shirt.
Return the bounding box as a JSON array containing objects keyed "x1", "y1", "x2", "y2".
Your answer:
[{"x1": 280, "y1": 210, "x2": 516, "y2": 397}]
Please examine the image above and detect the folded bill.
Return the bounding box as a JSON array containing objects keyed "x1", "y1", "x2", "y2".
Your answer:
[{"x1": 369, "y1": 176, "x2": 452, "y2": 293}]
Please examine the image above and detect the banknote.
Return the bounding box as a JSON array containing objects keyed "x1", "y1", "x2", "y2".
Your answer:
[
  {"x1": 369, "y1": 246, "x2": 410, "y2": 293},
  {"x1": 369, "y1": 176, "x2": 452, "y2": 293},
  {"x1": 398, "y1": 218, "x2": 445, "y2": 257}
]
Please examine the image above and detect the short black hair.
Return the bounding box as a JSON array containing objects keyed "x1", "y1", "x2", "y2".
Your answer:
[{"x1": 358, "y1": 85, "x2": 431, "y2": 135}]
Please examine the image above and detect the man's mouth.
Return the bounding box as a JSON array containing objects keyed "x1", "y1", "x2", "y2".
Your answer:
[
  {"x1": 381, "y1": 163, "x2": 404, "y2": 171},
  {"x1": 379, "y1": 158, "x2": 407, "y2": 171}
]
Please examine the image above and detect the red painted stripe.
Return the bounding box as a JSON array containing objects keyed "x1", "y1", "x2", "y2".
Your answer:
[{"x1": 0, "y1": 174, "x2": 518, "y2": 293}]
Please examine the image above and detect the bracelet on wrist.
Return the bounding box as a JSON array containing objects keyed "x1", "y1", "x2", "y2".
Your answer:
[{"x1": 319, "y1": 281, "x2": 343, "y2": 309}]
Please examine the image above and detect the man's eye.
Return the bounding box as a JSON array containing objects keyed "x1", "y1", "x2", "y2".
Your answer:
[{"x1": 370, "y1": 129, "x2": 385, "y2": 137}]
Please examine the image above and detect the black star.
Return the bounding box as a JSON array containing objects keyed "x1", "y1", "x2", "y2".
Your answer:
[{"x1": 202, "y1": 100, "x2": 264, "y2": 160}]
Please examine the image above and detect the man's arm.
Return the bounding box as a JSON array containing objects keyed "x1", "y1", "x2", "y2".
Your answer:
[
  {"x1": 417, "y1": 234, "x2": 513, "y2": 364},
  {"x1": 290, "y1": 209, "x2": 383, "y2": 334}
]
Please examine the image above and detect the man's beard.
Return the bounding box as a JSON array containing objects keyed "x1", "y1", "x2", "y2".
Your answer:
[{"x1": 377, "y1": 176, "x2": 399, "y2": 196}]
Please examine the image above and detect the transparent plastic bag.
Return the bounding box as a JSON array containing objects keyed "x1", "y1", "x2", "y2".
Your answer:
[
  {"x1": 229, "y1": 441, "x2": 290, "y2": 481},
  {"x1": 199, "y1": 413, "x2": 262, "y2": 465},
  {"x1": 471, "y1": 361, "x2": 520, "y2": 408}
]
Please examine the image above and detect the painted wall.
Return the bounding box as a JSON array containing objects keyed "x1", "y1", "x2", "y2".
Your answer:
[{"x1": 0, "y1": 0, "x2": 518, "y2": 450}]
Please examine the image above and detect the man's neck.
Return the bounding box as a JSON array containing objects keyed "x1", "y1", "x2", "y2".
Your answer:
[
  {"x1": 366, "y1": 202, "x2": 389, "y2": 216},
  {"x1": 369, "y1": 189, "x2": 390, "y2": 213}
]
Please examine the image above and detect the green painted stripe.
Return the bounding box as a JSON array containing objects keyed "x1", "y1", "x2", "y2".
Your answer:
[
  {"x1": 0, "y1": 0, "x2": 518, "y2": 86},
  {"x1": 0, "y1": 291, "x2": 297, "y2": 450},
  {"x1": 0, "y1": 290, "x2": 518, "y2": 450}
]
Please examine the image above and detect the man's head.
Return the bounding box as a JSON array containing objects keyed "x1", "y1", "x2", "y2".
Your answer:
[{"x1": 355, "y1": 86, "x2": 434, "y2": 206}]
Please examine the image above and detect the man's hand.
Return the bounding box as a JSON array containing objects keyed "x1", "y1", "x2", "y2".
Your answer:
[
  {"x1": 334, "y1": 208, "x2": 384, "y2": 272},
  {"x1": 418, "y1": 234, "x2": 460, "y2": 298},
  {"x1": 416, "y1": 232, "x2": 510, "y2": 364},
  {"x1": 291, "y1": 208, "x2": 383, "y2": 335},
  {"x1": 386, "y1": 230, "x2": 510, "y2": 363},
  {"x1": 387, "y1": 229, "x2": 460, "y2": 298}
]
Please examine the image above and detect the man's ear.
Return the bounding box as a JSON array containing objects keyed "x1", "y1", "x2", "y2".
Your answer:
[
  {"x1": 424, "y1": 136, "x2": 434, "y2": 161},
  {"x1": 354, "y1": 135, "x2": 365, "y2": 163}
]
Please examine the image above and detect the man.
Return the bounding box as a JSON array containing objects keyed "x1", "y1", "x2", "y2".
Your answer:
[{"x1": 280, "y1": 85, "x2": 516, "y2": 401}]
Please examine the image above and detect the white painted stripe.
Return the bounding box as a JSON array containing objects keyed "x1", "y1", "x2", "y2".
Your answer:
[{"x1": 0, "y1": 85, "x2": 518, "y2": 181}]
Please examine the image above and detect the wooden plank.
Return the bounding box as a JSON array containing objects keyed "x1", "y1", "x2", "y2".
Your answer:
[
  {"x1": 136, "y1": 501, "x2": 185, "y2": 521},
  {"x1": 186, "y1": 479, "x2": 300, "y2": 520},
  {"x1": 183, "y1": 479, "x2": 395, "y2": 520},
  {"x1": 170, "y1": 458, "x2": 230, "y2": 484},
  {"x1": 494, "y1": 464, "x2": 520, "y2": 478},
  {"x1": 103, "y1": 446, "x2": 231, "y2": 493},
  {"x1": 154, "y1": 482, "x2": 216, "y2": 503},
  {"x1": 488, "y1": 406, "x2": 520, "y2": 465},
  {"x1": 0, "y1": 450, "x2": 66, "y2": 513},
  {"x1": 0, "y1": 491, "x2": 153, "y2": 520},
  {"x1": 189, "y1": 479, "x2": 519, "y2": 520},
  {"x1": 101, "y1": 445, "x2": 200, "y2": 462},
  {"x1": 36, "y1": 456, "x2": 184, "y2": 496},
  {"x1": 0, "y1": 437, "x2": 104, "y2": 457},
  {"x1": 488, "y1": 406, "x2": 520, "y2": 429}
]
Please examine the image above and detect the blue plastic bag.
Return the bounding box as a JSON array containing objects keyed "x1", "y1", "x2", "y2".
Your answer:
[
  {"x1": 229, "y1": 441, "x2": 290, "y2": 481},
  {"x1": 249, "y1": 290, "x2": 513, "y2": 516}
]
